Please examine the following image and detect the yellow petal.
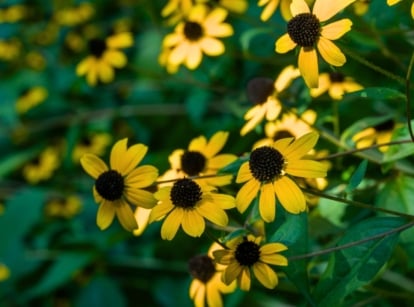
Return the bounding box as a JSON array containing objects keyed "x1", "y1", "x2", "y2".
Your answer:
[
  {"x1": 76, "y1": 57, "x2": 93, "y2": 76},
  {"x1": 196, "y1": 202, "x2": 228, "y2": 226},
  {"x1": 103, "y1": 50, "x2": 127, "y2": 68},
  {"x1": 203, "y1": 131, "x2": 228, "y2": 158},
  {"x1": 236, "y1": 162, "x2": 253, "y2": 183},
  {"x1": 210, "y1": 193, "x2": 236, "y2": 209},
  {"x1": 275, "y1": 33, "x2": 297, "y2": 54},
  {"x1": 317, "y1": 37, "x2": 346, "y2": 67},
  {"x1": 274, "y1": 65, "x2": 300, "y2": 93},
  {"x1": 80, "y1": 154, "x2": 108, "y2": 179},
  {"x1": 106, "y1": 32, "x2": 133, "y2": 49},
  {"x1": 260, "y1": 254, "x2": 289, "y2": 266},
  {"x1": 96, "y1": 200, "x2": 115, "y2": 230},
  {"x1": 97, "y1": 62, "x2": 114, "y2": 83},
  {"x1": 313, "y1": 0, "x2": 356, "y2": 22},
  {"x1": 321, "y1": 19, "x2": 352, "y2": 40},
  {"x1": 133, "y1": 207, "x2": 152, "y2": 236},
  {"x1": 286, "y1": 160, "x2": 327, "y2": 178},
  {"x1": 387, "y1": 0, "x2": 402, "y2": 5},
  {"x1": 206, "y1": 280, "x2": 223, "y2": 307},
  {"x1": 240, "y1": 106, "x2": 267, "y2": 136},
  {"x1": 124, "y1": 188, "x2": 157, "y2": 208},
  {"x1": 200, "y1": 37, "x2": 225, "y2": 56},
  {"x1": 298, "y1": 47, "x2": 319, "y2": 88},
  {"x1": 207, "y1": 154, "x2": 237, "y2": 170},
  {"x1": 236, "y1": 179, "x2": 260, "y2": 213},
  {"x1": 185, "y1": 44, "x2": 202, "y2": 69},
  {"x1": 223, "y1": 262, "x2": 243, "y2": 285},
  {"x1": 111, "y1": 140, "x2": 147, "y2": 175},
  {"x1": 310, "y1": 73, "x2": 331, "y2": 97},
  {"x1": 252, "y1": 262, "x2": 278, "y2": 289},
  {"x1": 149, "y1": 200, "x2": 174, "y2": 222},
  {"x1": 116, "y1": 201, "x2": 138, "y2": 231},
  {"x1": 204, "y1": 6, "x2": 227, "y2": 26},
  {"x1": 238, "y1": 267, "x2": 251, "y2": 291},
  {"x1": 260, "y1": 0, "x2": 280, "y2": 21},
  {"x1": 182, "y1": 209, "x2": 205, "y2": 237},
  {"x1": 260, "y1": 242, "x2": 288, "y2": 254},
  {"x1": 291, "y1": 0, "x2": 311, "y2": 16},
  {"x1": 273, "y1": 137, "x2": 295, "y2": 154},
  {"x1": 282, "y1": 131, "x2": 318, "y2": 160},
  {"x1": 274, "y1": 176, "x2": 306, "y2": 213},
  {"x1": 169, "y1": 41, "x2": 189, "y2": 66},
  {"x1": 161, "y1": 208, "x2": 184, "y2": 240},
  {"x1": 259, "y1": 183, "x2": 276, "y2": 222},
  {"x1": 189, "y1": 135, "x2": 207, "y2": 151},
  {"x1": 125, "y1": 165, "x2": 158, "y2": 188}
]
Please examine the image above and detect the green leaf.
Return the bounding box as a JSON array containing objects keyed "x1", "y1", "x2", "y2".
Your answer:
[
  {"x1": 271, "y1": 212, "x2": 315, "y2": 306},
  {"x1": 383, "y1": 120, "x2": 414, "y2": 163},
  {"x1": 346, "y1": 160, "x2": 368, "y2": 193},
  {"x1": 312, "y1": 217, "x2": 406, "y2": 306},
  {"x1": 342, "y1": 87, "x2": 405, "y2": 101}
]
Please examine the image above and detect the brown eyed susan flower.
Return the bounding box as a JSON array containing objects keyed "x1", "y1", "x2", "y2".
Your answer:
[
  {"x1": 162, "y1": 131, "x2": 237, "y2": 187},
  {"x1": 352, "y1": 119, "x2": 396, "y2": 152},
  {"x1": 80, "y1": 139, "x2": 158, "y2": 232},
  {"x1": 275, "y1": 0, "x2": 355, "y2": 88},
  {"x1": 236, "y1": 131, "x2": 327, "y2": 222},
  {"x1": 241, "y1": 65, "x2": 300, "y2": 136},
  {"x1": 149, "y1": 178, "x2": 235, "y2": 240},
  {"x1": 161, "y1": 4, "x2": 233, "y2": 71},
  {"x1": 76, "y1": 32, "x2": 133, "y2": 86},
  {"x1": 310, "y1": 71, "x2": 363, "y2": 100},
  {"x1": 188, "y1": 243, "x2": 236, "y2": 307},
  {"x1": 213, "y1": 235, "x2": 288, "y2": 291}
]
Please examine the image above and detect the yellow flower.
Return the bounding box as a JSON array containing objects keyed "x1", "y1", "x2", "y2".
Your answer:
[
  {"x1": 72, "y1": 132, "x2": 112, "y2": 163},
  {"x1": 387, "y1": 0, "x2": 414, "y2": 19},
  {"x1": 275, "y1": 0, "x2": 355, "y2": 88},
  {"x1": 254, "y1": 109, "x2": 317, "y2": 148},
  {"x1": 0, "y1": 263, "x2": 10, "y2": 282},
  {"x1": 23, "y1": 147, "x2": 60, "y2": 184},
  {"x1": 241, "y1": 65, "x2": 300, "y2": 136},
  {"x1": 258, "y1": 0, "x2": 314, "y2": 21},
  {"x1": 54, "y1": 3, "x2": 94, "y2": 26},
  {"x1": 352, "y1": 120, "x2": 396, "y2": 152},
  {"x1": 149, "y1": 178, "x2": 235, "y2": 240},
  {"x1": 80, "y1": 139, "x2": 158, "y2": 232},
  {"x1": 236, "y1": 132, "x2": 327, "y2": 222},
  {"x1": 213, "y1": 235, "x2": 288, "y2": 291},
  {"x1": 0, "y1": 5, "x2": 27, "y2": 23},
  {"x1": 161, "y1": 4, "x2": 233, "y2": 71},
  {"x1": 15, "y1": 86, "x2": 48, "y2": 114},
  {"x1": 44, "y1": 195, "x2": 82, "y2": 219},
  {"x1": 0, "y1": 39, "x2": 21, "y2": 61},
  {"x1": 310, "y1": 71, "x2": 363, "y2": 100},
  {"x1": 188, "y1": 243, "x2": 236, "y2": 307},
  {"x1": 76, "y1": 32, "x2": 133, "y2": 86},
  {"x1": 162, "y1": 131, "x2": 237, "y2": 187}
]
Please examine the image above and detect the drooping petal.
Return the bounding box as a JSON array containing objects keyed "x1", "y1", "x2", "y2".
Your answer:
[
  {"x1": 223, "y1": 262, "x2": 243, "y2": 285},
  {"x1": 124, "y1": 188, "x2": 157, "y2": 208},
  {"x1": 212, "y1": 249, "x2": 235, "y2": 265},
  {"x1": 133, "y1": 207, "x2": 152, "y2": 236},
  {"x1": 193, "y1": 282, "x2": 206, "y2": 307},
  {"x1": 313, "y1": 0, "x2": 356, "y2": 22},
  {"x1": 260, "y1": 242, "x2": 288, "y2": 254},
  {"x1": 104, "y1": 50, "x2": 127, "y2": 68},
  {"x1": 259, "y1": 183, "x2": 276, "y2": 222},
  {"x1": 96, "y1": 200, "x2": 115, "y2": 230},
  {"x1": 298, "y1": 47, "x2": 319, "y2": 88},
  {"x1": 182, "y1": 210, "x2": 205, "y2": 237},
  {"x1": 236, "y1": 162, "x2": 253, "y2": 183},
  {"x1": 310, "y1": 73, "x2": 331, "y2": 98},
  {"x1": 321, "y1": 19, "x2": 352, "y2": 40},
  {"x1": 259, "y1": 0, "x2": 280, "y2": 21},
  {"x1": 238, "y1": 267, "x2": 251, "y2": 291},
  {"x1": 169, "y1": 40, "x2": 189, "y2": 66},
  {"x1": 97, "y1": 62, "x2": 114, "y2": 83},
  {"x1": 275, "y1": 33, "x2": 297, "y2": 54},
  {"x1": 116, "y1": 201, "x2": 138, "y2": 231},
  {"x1": 252, "y1": 262, "x2": 278, "y2": 289},
  {"x1": 290, "y1": 0, "x2": 311, "y2": 15},
  {"x1": 274, "y1": 176, "x2": 306, "y2": 213},
  {"x1": 200, "y1": 37, "x2": 225, "y2": 56},
  {"x1": 236, "y1": 179, "x2": 260, "y2": 213},
  {"x1": 125, "y1": 165, "x2": 158, "y2": 188},
  {"x1": 274, "y1": 65, "x2": 301, "y2": 93},
  {"x1": 76, "y1": 57, "x2": 93, "y2": 76},
  {"x1": 210, "y1": 193, "x2": 236, "y2": 209},
  {"x1": 317, "y1": 37, "x2": 346, "y2": 67},
  {"x1": 80, "y1": 154, "x2": 108, "y2": 179},
  {"x1": 265, "y1": 99, "x2": 282, "y2": 121},
  {"x1": 161, "y1": 208, "x2": 184, "y2": 240},
  {"x1": 281, "y1": 131, "x2": 318, "y2": 160},
  {"x1": 203, "y1": 131, "x2": 228, "y2": 158},
  {"x1": 197, "y1": 202, "x2": 228, "y2": 226},
  {"x1": 185, "y1": 44, "x2": 203, "y2": 69},
  {"x1": 286, "y1": 159, "x2": 327, "y2": 178},
  {"x1": 206, "y1": 280, "x2": 223, "y2": 307},
  {"x1": 149, "y1": 200, "x2": 174, "y2": 222},
  {"x1": 240, "y1": 107, "x2": 267, "y2": 136}
]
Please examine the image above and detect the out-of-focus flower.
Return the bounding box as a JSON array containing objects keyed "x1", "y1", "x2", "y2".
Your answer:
[
  {"x1": 258, "y1": 0, "x2": 314, "y2": 21},
  {"x1": 54, "y1": 3, "x2": 95, "y2": 26},
  {"x1": 353, "y1": 0, "x2": 370, "y2": 15},
  {"x1": 188, "y1": 243, "x2": 236, "y2": 307},
  {"x1": 80, "y1": 139, "x2": 158, "y2": 231},
  {"x1": 0, "y1": 263, "x2": 10, "y2": 282},
  {"x1": 25, "y1": 51, "x2": 47, "y2": 71},
  {"x1": 241, "y1": 65, "x2": 300, "y2": 136},
  {"x1": 310, "y1": 72, "x2": 363, "y2": 100},
  {"x1": 162, "y1": 131, "x2": 237, "y2": 188},
  {"x1": 44, "y1": 195, "x2": 82, "y2": 219},
  {"x1": 236, "y1": 132, "x2": 327, "y2": 222},
  {"x1": 22, "y1": 147, "x2": 60, "y2": 184},
  {"x1": 72, "y1": 133, "x2": 112, "y2": 163},
  {"x1": 213, "y1": 235, "x2": 288, "y2": 291},
  {"x1": 160, "y1": 4, "x2": 233, "y2": 71},
  {"x1": 200, "y1": 0, "x2": 248, "y2": 13},
  {"x1": 15, "y1": 86, "x2": 48, "y2": 114},
  {"x1": 352, "y1": 119, "x2": 396, "y2": 152},
  {"x1": 0, "y1": 39, "x2": 21, "y2": 61},
  {"x1": 149, "y1": 178, "x2": 235, "y2": 240},
  {"x1": 76, "y1": 32, "x2": 133, "y2": 86},
  {"x1": 275, "y1": 0, "x2": 355, "y2": 88},
  {"x1": 0, "y1": 5, "x2": 27, "y2": 23}
]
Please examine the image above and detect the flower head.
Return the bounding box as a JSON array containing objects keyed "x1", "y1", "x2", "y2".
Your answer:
[
  {"x1": 80, "y1": 139, "x2": 158, "y2": 232},
  {"x1": 310, "y1": 71, "x2": 363, "y2": 100},
  {"x1": 213, "y1": 235, "x2": 288, "y2": 291},
  {"x1": 160, "y1": 4, "x2": 233, "y2": 71},
  {"x1": 76, "y1": 32, "x2": 133, "y2": 86},
  {"x1": 163, "y1": 131, "x2": 237, "y2": 187},
  {"x1": 241, "y1": 65, "x2": 300, "y2": 136},
  {"x1": 188, "y1": 243, "x2": 236, "y2": 307},
  {"x1": 16, "y1": 86, "x2": 48, "y2": 114},
  {"x1": 44, "y1": 195, "x2": 82, "y2": 219},
  {"x1": 275, "y1": 0, "x2": 355, "y2": 88},
  {"x1": 149, "y1": 178, "x2": 235, "y2": 240},
  {"x1": 23, "y1": 147, "x2": 60, "y2": 184},
  {"x1": 236, "y1": 132, "x2": 327, "y2": 222},
  {"x1": 352, "y1": 119, "x2": 396, "y2": 152}
]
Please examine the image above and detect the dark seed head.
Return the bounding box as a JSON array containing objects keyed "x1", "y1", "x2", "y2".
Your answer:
[
  {"x1": 183, "y1": 21, "x2": 204, "y2": 41},
  {"x1": 235, "y1": 239, "x2": 261, "y2": 266},
  {"x1": 88, "y1": 38, "x2": 107, "y2": 57},
  {"x1": 170, "y1": 178, "x2": 202, "y2": 208},
  {"x1": 329, "y1": 72, "x2": 345, "y2": 83},
  {"x1": 247, "y1": 77, "x2": 275, "y2": 104},
  {"x1": 180, "y1": 151, "x2": 206, "y2": 176},
  {"x1": 374, "y1": 119, "x2": 394, "y2": 132},
  {"x1": 249, "y1": 146, "x2": 285, "y2": 182},
  {"x1": 188, "y1": 255, "x2": 216, "y2": 283},
  {"x1": 287, "y1": 13, "x2": 320, "y2": 47},
  {"x1": 95, "y1": 170, "x2": 124, "y2": 201},
  {"x1": 272, "y1": 129, "x2": 294, "y2": 141}
]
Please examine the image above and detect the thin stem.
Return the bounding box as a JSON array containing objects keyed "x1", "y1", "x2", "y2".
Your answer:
[
  {"x1": 288, "y1": 220, "x2": 414, "y2": 261},
  {"x1": 405, "y1": 52, "x2": 414, "y2": 141}
]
